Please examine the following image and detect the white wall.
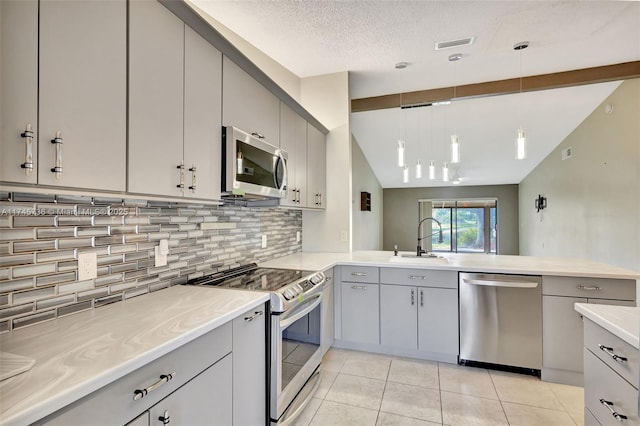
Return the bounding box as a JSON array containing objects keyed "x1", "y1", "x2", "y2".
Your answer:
[
  {"x1": 301, "y1": 72, "x2": 352, "y2": 252},
  {"x1": 519, "y1": 79, "x2": 640, "y2": 272},
  {"x1": 352, "y1": 136, "x2": 383, "y2": 250}
]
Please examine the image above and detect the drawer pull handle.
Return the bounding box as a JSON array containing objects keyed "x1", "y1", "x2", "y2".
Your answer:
[
  {"x1": 351, "y1": 285, "x2": 367, "y2": 290},
  {"x1": 351, "y1": 272, "x2": 367, "y2": 277},
  {"x1": 244, "y1": 310, "x2": 264, "y2": 322},
  {"x1": 599, "y1": 344, "x2": 628, "y2": 362},
  {"x1": 411, "y1": 289, "x2": 415, "y2": 305},
  {"x1": 133, "y1": 372, "x2": 176, "y2": 400},
  {"x1": 577, "y1": 285, "x2": 600, "y2": 291},
  {"x1": 408, "y1": 275, "x2": 427, "y2": 280},
  {"x1": 159, "y1": 410, "x2": 171, "y2": 425},
  {"x1": 599, "y1": 399, "x2": 628, "y2": 421}
]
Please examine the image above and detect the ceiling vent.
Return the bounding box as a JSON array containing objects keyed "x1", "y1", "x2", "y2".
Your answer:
[{"x1": 435, "y1": 36, "x2": 475, "y2": 50}]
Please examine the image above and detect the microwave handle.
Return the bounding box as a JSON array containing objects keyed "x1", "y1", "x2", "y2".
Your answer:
[{"x1": 274, "y1": 151, "x2": 287, "y2": 190}]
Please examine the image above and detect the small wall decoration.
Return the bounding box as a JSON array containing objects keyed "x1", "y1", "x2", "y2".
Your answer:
[
  {"x1": 535, "y1": 194, "x2": 547, "y2": 212},
  {"x1": 360, "y1": 192, "x2": 371, "y2": 211}
]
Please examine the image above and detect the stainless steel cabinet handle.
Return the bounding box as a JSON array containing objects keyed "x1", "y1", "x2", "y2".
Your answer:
[
  {"x1": 351, "y1": 285, "x2": 367, "y2": 290},
  {"x1": 20, "y1": 124, "x2": 35, "y2": 175},
  {"x1": 318, "y1": 193, "x2": 322, "y2": 206},
  {"x1": 188, "y1": 164, "x2": 197, "y2": 192},
  {"x1": 176, "y1": 162, "x2": 185, "y2": 189},
  {"x1": 351, "y1": 272, "x2": 367, "y2": 277},
  {"x1": 297, "y1": 189, "x2": 301, "y2": 204},
  {"x1": 411, "y1": 289, "x2": 415, "y2": 306},
  {"x1": 409, "y1": 275, "x2": 427, "y2": 280},
  {"x1": 158, "y1": 410, "x2": 171, "y2": 425},
  {"x1": 599, "y1": 398, "x2": 627, "y2": 421},
  {"x1": 420, "y1": 289, "x2": 424, "y2": 307},
  {"x1": 598, "y1": 344, "x2": 628, "y2": 362},
  {"x1": 244, "y1": 310, "x2": 264, "y2": 322},
  {"x1": 577, "y1": 285, "x2": 600, "y2": 291},
  {"x1": 133, "y1": 372, "x2": 176, "y2": 400},
  {"x1": 325, "y1": 277, "x2": 332, "y2": 281},
  {"x1": 251, "y1": 132, "x2": 265, "y2": 139},
  {"x1": 50, "y1": 131, "x2": 63, "y2": 178}
]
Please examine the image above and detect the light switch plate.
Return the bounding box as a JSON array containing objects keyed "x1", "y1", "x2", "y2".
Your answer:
[
  {"x1": 155, "y1": 245, "x2": 168, "y2": 267},
  {"x1": 78, "y1": 252, "x2": 97, "y2": 280}
]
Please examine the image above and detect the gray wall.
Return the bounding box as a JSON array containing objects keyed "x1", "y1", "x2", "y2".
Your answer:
[
  {"x1": 519, "y1": 79, "x2": 640, "y2": 271},
  {"x1": 352, "y1": 136, "x2": 383, "y2": 250},
  {"x1": 383, "y1": 185, "x2": 519, "y2": 254}
]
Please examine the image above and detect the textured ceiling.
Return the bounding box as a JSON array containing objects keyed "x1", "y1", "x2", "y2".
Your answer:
[{"x1": 192, "y1": 0, "x2": 640, "y2": 187}]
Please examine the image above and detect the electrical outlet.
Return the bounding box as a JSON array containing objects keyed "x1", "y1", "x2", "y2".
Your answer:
[
  {"x1": 78, "y1": 252, "x2": 97, "y2": 280},
  {"x1": 296, "y1": 231, "x2": 301, "y2": 243},
  {"x1": 340, "y1": 230, "x2": 348, "y2": 242},
  {"x1": 261, "y1": 234, "x2": 267, "y2": 248}
]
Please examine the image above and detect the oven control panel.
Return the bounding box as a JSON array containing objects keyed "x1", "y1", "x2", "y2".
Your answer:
[{"x1": 279, "y1": 272, "x2": 325, "y2": 301}]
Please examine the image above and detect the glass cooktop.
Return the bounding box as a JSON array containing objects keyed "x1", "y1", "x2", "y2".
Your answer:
[{"x1": 187, "y1": 264, "x2": 313, "y2": 292}]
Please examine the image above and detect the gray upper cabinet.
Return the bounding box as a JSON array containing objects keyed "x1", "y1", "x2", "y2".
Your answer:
[
  {"x1": 222, "y1": 56, "x2": 280, "y2": 146},
  {"x1": 129, "y1": 0, "x2": 184, "y2": 197},
  {"x1": 184, "y1": 25, "x2": 222, "y2": 200},
  {"x1": 279, "y1": 103, "x2": 308, "y2": 207},
  {"x1": 38, "y1": 0, "x2": 126, "y2": 191},
  {"x1": 0, "y1": 0, "x2": 38, "y2": 185},
  {"x1": 306, "y1": 124, "x2": 326, "y2": 209},
  {"x1": 129, "y1": 1, "x2": 222, "y2": 200}
]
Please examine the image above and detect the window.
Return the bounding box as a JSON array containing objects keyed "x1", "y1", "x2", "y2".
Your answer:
[{"x1": 419, "y1": 199, "x2": 497, "y2": 254}]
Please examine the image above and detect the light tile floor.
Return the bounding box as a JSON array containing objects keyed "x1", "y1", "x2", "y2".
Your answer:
[{"x1": 293, "y1": 349, "x2": 584, "y2": 426}]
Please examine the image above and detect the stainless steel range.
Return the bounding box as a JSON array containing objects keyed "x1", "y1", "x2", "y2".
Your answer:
[{"x1": 187, "y1": 264, "x2": 327, "y2": 425}]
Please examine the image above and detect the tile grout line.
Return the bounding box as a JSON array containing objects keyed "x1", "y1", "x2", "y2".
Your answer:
[{"x1": 488, "y1": 369, "x2": 512, "y2": 426}]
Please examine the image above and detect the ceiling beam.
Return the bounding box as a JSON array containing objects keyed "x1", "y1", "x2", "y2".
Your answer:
[{"x1": 351, "y1": 61, "x2": 640, "y2": 113}]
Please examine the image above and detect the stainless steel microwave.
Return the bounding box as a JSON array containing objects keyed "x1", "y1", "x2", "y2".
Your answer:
[{"x1": 222, "y1": 126, "x2": 288, "y2": 199}]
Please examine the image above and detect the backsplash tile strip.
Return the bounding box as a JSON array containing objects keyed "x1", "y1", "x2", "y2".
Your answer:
[{"x1": 0, "y1": 193, "x2": 302, "y2": 332}]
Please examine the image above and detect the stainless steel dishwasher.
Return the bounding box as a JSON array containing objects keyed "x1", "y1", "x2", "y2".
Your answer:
[{"x1": 459, "y1": 272, "x2": 542, "y2": 375}]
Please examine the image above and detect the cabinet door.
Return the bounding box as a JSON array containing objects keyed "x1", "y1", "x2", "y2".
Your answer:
[
  {"x1": 418, "y1": 287, "x2": 458, "y2": 356},
  {"x1": 306, "y1": 124, "x2": 326, "y2": 208},
  {"x1": 232, "y1": 304, "x2": 266, "y2": 426},
  {"x1": 38, "y1": 0, "x2": 126, "y2": 190},
  {"x1": 0, "y1": 0, "x2": 38, "y2": 184},
  {"x1": 380, "y1": 285, "x2": 417, "y2": 350},
  {"x1": 129, "y1": 0, "x2": 184, "y2": 197},
  {"x1": 341, "y1": 282, "x2": 379, "y2": 345},
  {"x1": 184, "y1": 25, "x2": 222, "y2": 200},
  {"x1": 222, "y1": 56, "x2": 280, "y2": 145},
  {"x1": 542, "y1": 295, "x2": 587, "y2": 372},
  {"x1": 149, "y1": 354, "x2": 232, "y2": 426},
  {"x1": 321, "y1": 268, "x2": 335, "y2": 355},
  {"x1": 279, "y1": 103, "x2": 307, "y2": 207}
]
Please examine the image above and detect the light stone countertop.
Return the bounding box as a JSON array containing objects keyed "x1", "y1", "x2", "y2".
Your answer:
[
  {"x1": 0, "y1": 285, "x2": 269, "y2": 426},
  {"x1": 259, "y1": 250, "x2": 640, "y2": 280},
  {"x1": 574, "y1": 303, "x2": 639, "y2": 349}
]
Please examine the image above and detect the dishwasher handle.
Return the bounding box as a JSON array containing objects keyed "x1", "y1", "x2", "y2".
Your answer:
[{"x1": 462, "y1": 278, "x2": 539, "y2": 288}]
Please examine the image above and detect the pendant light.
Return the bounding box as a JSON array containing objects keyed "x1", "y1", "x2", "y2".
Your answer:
[
  {"x1": 514, "y1": 41, "x2": 529, "y2": 160},
  {"x1": 397, "y1": 140, "x2": 405, "y2": 167},
  {"x1": 449, "y1": 53, "x2": 462, "y2": 164},
  {"x1": 402, "y1": 165, "x2": 409, "y2": 183},
  {"x1": 415, "y1": 160, "x2": 422, "y2": 179},
  {"x1": 428, "y1": 160, "x2": 436, "y2": 180},
  {"x1": 428, "y1": 107, "x2": 436, "y2": 180},
  {"x1": 442, "y1": 161, "x2": 449, "y2": 182}
]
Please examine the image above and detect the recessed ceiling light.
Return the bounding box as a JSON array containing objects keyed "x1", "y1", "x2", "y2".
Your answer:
[
  {"x1": 395, "y1": 62, "x2": 408, "y2": 69},
  {"x1": 435, "y1": 36, "x2": 475, "y2": 51},
  {"x1": 513, "y1": 41, "x2": 529, "y2": 51},
  {"x1": 448, "y1": 53, "x2": 462, "y2": 62}
]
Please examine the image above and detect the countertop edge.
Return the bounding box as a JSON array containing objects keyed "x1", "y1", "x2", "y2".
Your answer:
[
  {"x1": 574, "y1": 303, "x2": 639, "y2": 349},
  {"x1": 2, "y1": 289, "x2": 270, "y2": 426}
]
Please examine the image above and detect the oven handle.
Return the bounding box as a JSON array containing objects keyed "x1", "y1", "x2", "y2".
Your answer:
[{"x1": 279, "y1": 294, "x2": 322, "y2": 330}]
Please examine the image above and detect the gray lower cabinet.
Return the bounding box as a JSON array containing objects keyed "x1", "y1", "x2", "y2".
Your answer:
[
  {"x1": 417, "y1": 287, "x2": 458, "y2": 357},
  {"x1": 380, "y1": 285, "x2": 418, "y2": 350},
  {"x1": 341, "y1": 281, "x2": 380, "y2": 345},
  {"x1": 542, "y1": 276, "x2": 636, "y2": 386}
]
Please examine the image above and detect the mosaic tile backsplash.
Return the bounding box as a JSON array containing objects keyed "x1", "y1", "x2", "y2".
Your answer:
[{"x1": 0, "y1": 192, "x2": 302, "y2": 333}]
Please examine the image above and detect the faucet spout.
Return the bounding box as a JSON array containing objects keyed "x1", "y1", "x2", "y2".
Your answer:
[{"x1": 417, "y1": 217, "x2": 443, "y2": 256}]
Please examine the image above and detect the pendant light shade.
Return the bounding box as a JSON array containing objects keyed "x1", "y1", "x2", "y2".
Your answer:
[
  {"x1": 516, "y1": 128, "x2": 527, "y2": 160},
  {"x1": 402, "y1": 165, "x2": 409, "y2": 183},
  {"x1": 415, "y1": 160, "x2": 422, "y2": 179},
  {"x1": 428, "y1": 160, "x2": 436, "y2": 180},
  {"x1": 442, "y1": 162, "x2": 449, "y2": 182},
  {"x1": 397, "y1": 140, "x2": 405, "y2": 167},
  {"x1": 450, "y1": 134, "x2": 460, "y2": 163}
]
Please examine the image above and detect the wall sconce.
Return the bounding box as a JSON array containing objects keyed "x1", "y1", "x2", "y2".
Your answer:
[{"x1": 535, "y1": 194, "x2": 547, "y2": 212}]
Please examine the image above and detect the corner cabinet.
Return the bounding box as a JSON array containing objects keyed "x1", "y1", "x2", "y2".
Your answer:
[
  {"x1": 222, "y1": 56, "x2": 280, "y2": 145},
  {"x1": 1, "y1": 0, "x2": 126, "y2": 191},
  {"x1": 306, "y1": 124, "x2": 326, "y2": 209},
  {"x1": 279, "y1": 103, "x2": 308, "y2": 208},
  {"x1": 128, "y1": 1, "x2": 221, "y2": 200},
  {"x1": 542, "y1": 276, "x2": 636, "y2": 386}
]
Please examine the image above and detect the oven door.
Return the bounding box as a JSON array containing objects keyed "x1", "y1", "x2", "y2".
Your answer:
[{"x1": 271, "y1": 292, "x2": 323, "y2": 423}]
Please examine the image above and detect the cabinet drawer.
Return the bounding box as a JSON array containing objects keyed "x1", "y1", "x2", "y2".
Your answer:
[
  {"x1": 380, "y1": 268, "x2": 457, "y2": 289},
  {"x1": 584, "y1": 319, "x2": 638, "y2": 388},
  {"x1": 543, "y1": 276, "x2": 635, "y2": 300},
  {"x1": 36, "y1": 321, "x2": 232, "y2": 425},
  {"x1": 341, "y1": 266, "x2": 379, "y2": 283},
  {"x1": 584, "y1": 349, "x2": 639, "y2": 426}
]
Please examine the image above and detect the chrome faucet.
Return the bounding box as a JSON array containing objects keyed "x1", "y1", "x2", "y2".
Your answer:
[{"x1": 417, "y1": 217, "x2": 443, "y2": 256}]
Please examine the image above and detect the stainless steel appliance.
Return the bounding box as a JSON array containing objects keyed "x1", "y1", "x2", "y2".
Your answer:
[
  {"x1": 188, "y1": 264, "x2": 326, "y2": 425},
  {"x1": 459, "y1": 272, "x2": 542, "y2": 375},
  {"x1": 222, "y1": 126, "x2": 288, "y2": 199}
]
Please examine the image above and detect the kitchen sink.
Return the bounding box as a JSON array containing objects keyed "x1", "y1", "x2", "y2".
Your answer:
[{"x1": 388, "y1": 254, "x2": 449, "y2": 264}]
